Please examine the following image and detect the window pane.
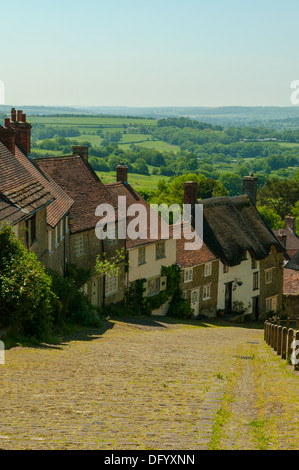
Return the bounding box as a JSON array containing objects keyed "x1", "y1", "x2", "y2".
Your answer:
[
  {"x1": 148, "y1": 277, "x2": 160, "y2": 296},
  {"x1": 156, "y1": 242, "x2": 165, "y2": 260},
  {"x1": 106, "y1": 271, "x2": 118, "y2": 295},
  {"x1": 138, "y1": 247, "x2": 146, "y2": 265}
]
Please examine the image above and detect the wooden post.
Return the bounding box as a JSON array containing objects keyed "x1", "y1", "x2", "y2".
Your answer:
[
  {"x1": 296, "y1": 318, "x2": 299, "y2": 331},
  {"x1": 287, "y1": 328, "x2": 294, "y2": 364},
  {"x1": 264, "y1": 321, "x2": 267, "y2": 341},
  {"x1": 277, "y1": 325, "x2": 282, "y2": 355},
  {"x1": 269, "y1": 323, "x2": 274, "y2": 347},
  {"x1": 281, "y1": 327, "x2": 287, "y2": 360},
  {"x1": 276, "y1": 317, "x2": 280, "y2": 326},
  {"x1": 286, "y1": 317, "x2": 290, "y2": 330},
  {"x1": 273, "y1": 325, "x2": 278, "y2": 352}
]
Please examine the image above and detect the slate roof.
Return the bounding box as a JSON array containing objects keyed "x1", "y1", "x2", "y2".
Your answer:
[
  {"x1": 285, "y1": 250, "x2": 299, "y2": 271},
  {"x1": 0, "y1": 198, "x2": 25, "y2": 226},
  {"x1": 35, "y1": 155, "x2": 119, "y2": 233},
  {"x1": 273, "y1": 227, "x2": 299, "y2": 261},
  {"x1": 14, "y1": 147, "x2": 74, "y2": 228},
  {"x1": 0, "y1": 141, "x2": 53, "y2": 223},
  {"x1": 199, "y1": 194, "x2": 284, "y2": 266},
  {"x1": 106, "y1": 181, "x2": 169, "y2": 249}
]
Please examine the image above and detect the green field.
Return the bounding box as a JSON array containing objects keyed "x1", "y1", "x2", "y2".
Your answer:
[
  {"x1": 29, "y1": 115, "x2": 157, "y2": 128},
  {"x1": 96, "y1": 170, "x2": 170, "y2": 190},
  {"x1": 29, "y1": 114, "x2": 180, "y2": 155}
]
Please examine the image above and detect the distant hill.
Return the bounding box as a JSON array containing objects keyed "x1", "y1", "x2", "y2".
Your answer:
[{"x1": 2, "y1": 104, "x2": 299, "y2": 127}]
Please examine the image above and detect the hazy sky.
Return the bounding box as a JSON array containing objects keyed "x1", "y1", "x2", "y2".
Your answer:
[{"x1": 1, "y1": 0, "x2": 299, "y2": 107}]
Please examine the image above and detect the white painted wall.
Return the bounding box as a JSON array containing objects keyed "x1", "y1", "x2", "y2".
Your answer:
[
  {"x1": 128, "y1": 238, "x2": 176, "y2": 316},
  {"x1": 217, "y1": 254, "x2": 260, "y2": 314},
  {"x1": 128, "y1": 238, "x2": 176, "y2": 283}
]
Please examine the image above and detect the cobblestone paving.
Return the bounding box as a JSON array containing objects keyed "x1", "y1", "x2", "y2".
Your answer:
[{"x1": 0, "y1": 317, "x2": 298, "y2": 450}]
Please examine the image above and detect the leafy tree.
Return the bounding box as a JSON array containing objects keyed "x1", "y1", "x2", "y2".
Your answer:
[
  {"x1": 257, "y1": 206, "x2": 284, "y2": 230},
  {"x1": 218, "y1": 173, "x2": 242, "y2": 196}
]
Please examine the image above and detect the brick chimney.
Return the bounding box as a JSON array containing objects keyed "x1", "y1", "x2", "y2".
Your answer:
[
  {"x1": 184, "y1": 181, "x2": 198, "y2": 205},
  {"x1": 9, "y1": 109, "x2": 32, "y2": 156},
  {"x1": 242, "y1": 173, "x2": 257, "y2": 204},
  {"x1": 11, "y1": 108, "x2": 17, "y2": 122},
  {"x1": 0, "y1": 118, "x2": 15, "y2": 155},
  {"x1": 277, "y1": 229, "x2": 287, "y2": 247},
  {"x1": 285, "y1": 215, "x2": 296, "y2": 233},
  {"x1": 73, "y1": 145, "x2": 89, "y2": 163},
  {"x1": 116, "y1": 162, "x2": 128, "y2": 183}
]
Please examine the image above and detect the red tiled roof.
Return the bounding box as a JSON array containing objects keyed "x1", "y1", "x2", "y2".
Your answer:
[
  {"x1": 174, "y1": 223, "x2": 218, "y2": 268},
  {"x1": 35, "y1": 156, "x2": 118, "y2": 233},
  {"x1": 106, "y1": 181, "x2": 169, "y2": 248},
  {"x1": 15, "y1": 147, "x2": 74, "y2": 228},
  {"x1": 0, "y1": 142, "x2": 53, "y2": 217},
  {"x1": 283, "y1": 268, "x2": 299, "y2": 295}
]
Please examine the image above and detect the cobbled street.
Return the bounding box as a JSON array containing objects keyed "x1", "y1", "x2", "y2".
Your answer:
[{"x1": 0, "y1": 317, "x2": 299, "y2": 450}]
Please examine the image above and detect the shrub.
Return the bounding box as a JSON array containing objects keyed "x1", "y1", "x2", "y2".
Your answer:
[{"x1": 0, "y1": 225, "x2": 55, "y2": 341}]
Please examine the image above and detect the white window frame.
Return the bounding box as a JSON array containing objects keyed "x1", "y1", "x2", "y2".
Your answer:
[
  {"x1": 105, "y1": 271, "x2": 119, "y2": 296},
  {"x1": 147, "y1": 276, "x2": 160, "y2": 297},
  {"x1": 204, "y1": 262, "x2": 212, "y2": 277},
  {"x1": 60, "y1": 219, "x2": 64, "y2": 241},
  {"x1": 265, "y1": 268, "x2": 273, "y2": 284},
  {"x1": 48, "y1": 229, "x2": 53, "y2": 255},
  {"x1": 203, "y1": 284, "x2": 211, "y2": 301},
  {"x1": 223, "y1": 264, "x2": 229, "y2": 274},
  {"x1": 66, "y1": 215, "x2": 69, "y2": 233},
  {"x1": 75, "y1": 234, "x2": 85, "y2": 257},
  {"x1": 55, "y1": 225, "x2": 59, "y2": 248},
  {"x1": 138, "y1": 246, "x2": 146, "y2": 266},
  {"x1": 106, "y1": 223, "x2": 117, "y2": 246},
  {"x1": 184, "y1": 268, "x2": 193, "y2": 283}
]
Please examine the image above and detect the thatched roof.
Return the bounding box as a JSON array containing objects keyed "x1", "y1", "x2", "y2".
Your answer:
[{"x1": 199, "y1": 194, "x2": 284, "y2": 266}]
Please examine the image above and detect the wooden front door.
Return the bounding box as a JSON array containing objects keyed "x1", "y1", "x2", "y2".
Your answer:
[
  {"x1": 252, "y1": 296, "x2": 259, "y2": 320},
  {"x1": 225, "y1": 282, "x2": 233, "y2": 312}
]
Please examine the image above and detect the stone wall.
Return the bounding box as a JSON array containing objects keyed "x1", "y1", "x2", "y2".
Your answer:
[
  {"x1": 180, "y1": 260, "x2": 219, "y2": 318},
  {"x1": 259, "y1": 248, "x2": 284, "y2": 320}
]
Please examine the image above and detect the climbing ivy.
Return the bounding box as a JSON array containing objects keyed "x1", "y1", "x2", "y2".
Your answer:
[{"x1": 126, "y1": 264, "x2": 193, "y2": 318}]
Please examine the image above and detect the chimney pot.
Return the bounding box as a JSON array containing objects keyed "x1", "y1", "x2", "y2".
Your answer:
[
  {"x1": 21, "y1": 113, "x2": 26, "y2": 123},
  {"x1": 17, "y1": 110, "x2": 23, "y2": 121},
  {"x1": 285, "y1": 215, "x2": 296, "y2": 233},
  {"x1": 4, "y1": 118, "x2": 10, "y2": 128},
  {"x1": 184, "y1": 181, "x2": 198, "y2": 205},
  {"x1": 11, "y1": 108, "x2": 16, "y2": 121}
]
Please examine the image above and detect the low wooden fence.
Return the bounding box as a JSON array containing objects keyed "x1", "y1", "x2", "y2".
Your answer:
[{"x1": 264, "y1": 317, "x2": 299, "y2": 370}]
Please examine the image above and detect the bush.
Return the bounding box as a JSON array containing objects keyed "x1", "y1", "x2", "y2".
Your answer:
[
  {"x1": 48, "y1": 266, "x2": 102, "y2": 328},
  {"x1": 0, "y1": 225, "x2": 55, "y2": 341}
]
